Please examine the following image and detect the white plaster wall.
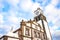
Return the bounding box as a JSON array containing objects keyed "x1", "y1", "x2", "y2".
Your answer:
[
  {"x1": 32, "y1": 29, "x2": 34, "y2": 37},
  {"x1": 26, "y1": 23, "x2": 31, "y2": 27},
  {"x1": 23, "y1": 26, "x2": 25, "y2": 36},
  {"x1": 32, "y1": 24, "x2": 36, "y2": 29},
  {"x1": 0, "y1": 38, "x2": 3, "y2": 40},
  {"x1": 37, "y1": 20, "x2": 43, "y2": 29},
  {"x1": 37, "y1": 26, "x2": 40, "y2": 31},
  {"x1": 43, "y1": 20, "x2": 51, "y2": 40},
  {"x1": 8, "y1": 38, "x2": 19, "y2": 40},
  {"x1": 23, "y1": 37, "x2": 31, "y2": 40},
  {"x1": 29, "y1": 29, "x2": 31, "y2": 37}
]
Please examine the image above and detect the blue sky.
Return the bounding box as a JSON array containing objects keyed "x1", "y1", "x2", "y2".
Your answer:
[{"x1": 0, "y1": 0, "x2": 60, "y2": 40}]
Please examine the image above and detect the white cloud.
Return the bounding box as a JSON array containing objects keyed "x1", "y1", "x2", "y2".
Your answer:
[
  {"x1": 0, "y1": 0, "x2": 4, "y2": 9},
  {"x1": 0, "y1": 34, "x2": 3, "y2": 37},
  {"x1": 45, "y1": 4, "x2": 60, "y2": 17},
  {"x1": 7, "y1": 8, "x2": 27, "y2": 24},
  {"x1": 8, "y1": 16, "x2": 18, "y2": 24},
  {"x1": 0, "y1": 24, "x2": 11, "y2": 35},
  {"x1": 35, "y1": 0, "x2": 48, "y2": 5},
  {"x1": 51, "y1": 0, "x2": 59, "y2": 6},
  {"x1": 54, "y1": 30, "x2": 60, "y2": 36},
  {"x1": 22, "y1": 0, "x2": 32, "y2": 8},
  {"x1": 6, "y1": 0, "x2": 19, "y2": 6},
  {"x1": 0, "y1": 24, "x2": 11, "y2": 30},
  {"x1": 49, "y1": 25, "x2": 59, "y2": 34},
  {"x1": 0, "y1": 14, "x2": 4, "y2": 24},
  {"x1": 19, "y1": 0, "x2": 33, "y2": 12},
  {"x1": 55, "y1": 20, "x2": 60, "y2": 26},
  {"x1": 31, "y1": 2, "x2": 42, "y2": 13},
  {"x1": 19, "y1": 0, "x2": 43, "y2": 13},
  {"x1": 0, "y1": 3, "x2": 4, "y2": 9},
  {"x1": 18, "y1": 17, "x2": 27, "y2": 21}
]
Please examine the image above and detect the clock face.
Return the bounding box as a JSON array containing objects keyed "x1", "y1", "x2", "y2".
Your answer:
[
  {"x1": 34, "y1": 9, "x2": 43, "y2": 16},
  {"x1": 34, "y1": 8, "x2": 43, "y2": 16},
  {"x1": 34, "y1": 10, "x2": 40, "y2": 16}
]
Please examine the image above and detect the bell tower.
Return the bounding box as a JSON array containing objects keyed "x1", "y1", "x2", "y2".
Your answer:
[{"x1": 34, "y1": 8, "x2": 52, "y2": 40}]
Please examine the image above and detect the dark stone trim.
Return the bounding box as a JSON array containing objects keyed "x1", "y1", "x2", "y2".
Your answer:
[{"x1": 0, "y1": 35, "x2": 19, "y2": 40}]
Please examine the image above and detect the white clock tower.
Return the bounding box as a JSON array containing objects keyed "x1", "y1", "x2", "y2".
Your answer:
[{"x1": 34, "y1": 8, "x2": 52, "y2": 40}]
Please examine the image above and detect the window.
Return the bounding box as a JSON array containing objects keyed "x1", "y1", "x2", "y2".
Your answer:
[
  {"x1": 37, "y1": 32, "x2": 40, "y2": 38},
  {"x1": 34, "y1": 31, "x2": 40, "y2": 38},
  {"x1": 36, "y1": 17, "x2": 38, "y2": 21},
  {"x1": 25, "y1": 28, "x2": 30, "y2": 36},
  {"x1": 43, "y1": 33, "x2": 46, "y2": 39},
  {"x1": 34, "y1": 31, "x2": 37, "y2": 37},
  {"x1": 19, "y1": 37, "x2": 22, "y2": 40},
  {"x1": 38, "y1": 15, "x2": 40, "y2": 20}
]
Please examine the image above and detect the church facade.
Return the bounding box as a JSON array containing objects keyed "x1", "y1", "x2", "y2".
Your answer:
[{"x1": 0, "y1": 8, "x2": 52, "y2": 40}]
